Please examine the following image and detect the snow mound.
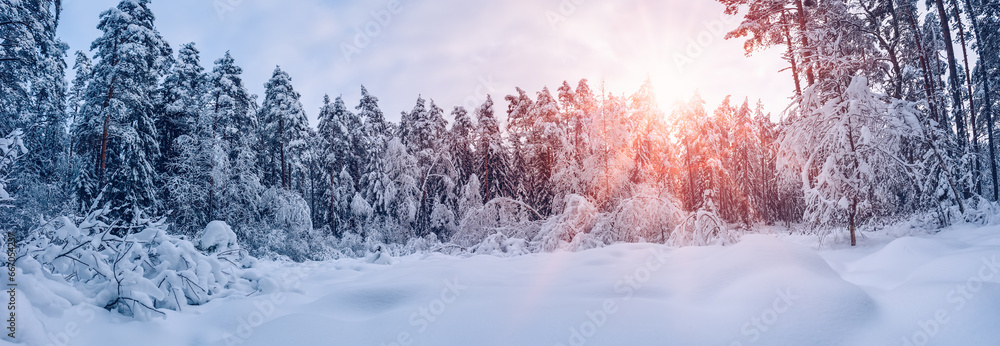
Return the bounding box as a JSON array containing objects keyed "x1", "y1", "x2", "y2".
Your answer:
[{"x1": 197, "y1": 220, "x2": 239, "y2": 254}]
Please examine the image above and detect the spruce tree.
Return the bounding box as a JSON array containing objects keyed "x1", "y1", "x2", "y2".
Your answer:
[
  {"x1": 156, "y1": 42, "x2": 205, "y2": 175},
  {"x1": 206, "y1": 51, "x2": 260, "y2": 232},
  {"x1": 260, "y1": 66, "x2": 310, "y2": 192},
  {"x1": 475, "y1": 95, "x2": 513, "y2": 203},
  {"x1": 67, "y1": 51, "x2": 92, "y2": 155},
  {"x1": 73, "y1": 0, "x2": 171, "y2": 215},
  {"x1": 0, "y1": 0, "x2": 69, "y2": 233}
]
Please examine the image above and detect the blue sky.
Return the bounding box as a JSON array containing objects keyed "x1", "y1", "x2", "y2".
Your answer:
[{"x1": 58, "y1": 0, "x2": 792, "y2": 125}]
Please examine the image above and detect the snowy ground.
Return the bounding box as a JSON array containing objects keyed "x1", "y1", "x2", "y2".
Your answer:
[{"x1": 9, "y1": 222, "x2": 1000, "y2": 346}]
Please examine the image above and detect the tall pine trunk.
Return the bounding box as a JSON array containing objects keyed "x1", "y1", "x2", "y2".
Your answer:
[
  {"x1": 209, "y1": 93, "x2": 220, "y2": 220},
  {"x1": 886, "y1": 0, "x2": 905, "y2": 98},
  {"x1": 781, "y1": 10, "x2": 803, "y2": 97},
  {"x1": 279, "y1": 117, "x2": 287, "y2": 190},
  {"x1": 908, "y1": 11, "x2": 943, "y2": 124},
  {"x1": 952, "y1": 2, "x2": 981, "y2": 195},
  {"x1": 935, "y1": 0, "x2": 968, "y2": 148},
  {"x1": 963, "y1": 0, "x2": 999, "y2": 200},
  {"x1": 908, "y1": 10, "x2": 966, "y2": 215},
  {"x1": 794, "y1": 0, "x2": 815, "y2": 86},
  {"x1": 98, "y1": 74, "x2": 117, "y2": 187},
  {"x1": 330, "y1": 164, "x2": 337, "y2": 234}
]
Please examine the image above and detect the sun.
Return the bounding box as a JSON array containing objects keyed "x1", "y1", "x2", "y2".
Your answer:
[
  {"x1": 640, "y1": 71, "x2": 690, "y2": 119},
  {"x1": 627, "y1": 60, "x2": 692, "y2": 115}
]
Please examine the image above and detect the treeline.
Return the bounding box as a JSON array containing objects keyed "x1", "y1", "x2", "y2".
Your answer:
[{"x1": 2, "y1": 0, "x2": 997, "y2": 259}]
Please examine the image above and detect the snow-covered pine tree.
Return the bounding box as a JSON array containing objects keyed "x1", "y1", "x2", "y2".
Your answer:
[
  {"x1": 205, "y1": 51, "x2": 261, "y2": 235},
  {"x1": 704, "y1": 97, "x2": 736, "y2": 222},
  {"x1": 672, "y1": 93, "x2": 710, "y2": 212},
  {"x1": 356, "y1": 85, "x2": 390, "y2": 174},
  {"x1": 475, "y1": 95, "x2": 513, "y2": 203},
  {"x1": 504, "y1": 87, "x2": 534, "y2": 206},
  {"x1": 457, "y1": 173, "x2": 484, "y2": 224},
  {"x1": 73, "y1": 0, "x2": 172, "y2": 216},
  {"x1": 0, "y1": 0, "x2": 63, "y2": 133},
  {"x1": 67, "y1": 51, "x2": 92, "y2": 155},
  {"x1": 572, "y1": 79, "x2": 609, "y2": 204},
  {"x1": 593, "y1": 92, "x2": 632, "y2": 209},
  {"x1": 333, "y1": 167, "x2": 358, "y2": 236},
  {"x1": 448, "y1": 106, "x2": 477, "y2": 187},
  {"x1": 626, "y1": 79, "x2": 668, "y2": 188},
  {"x1": 155, "y1": 42, "x2": 205, "y2": 176},
  {"x1": 157, "y1": 43, "x2": 213, "y2": 234},
  {"x1": 781, "y1": 76, "x2": 923, "y2": 246},
  {"x1": 964, "y1": 0, "x2": 999, "y2": 201},
  {"x1": 317, "y1": 95, "x2": 361, "y2": 235},
  {"x1": 303, "y1": 128, "x2": 326, "y2": 229},
  {"x1": 0, "y1": 0, "x2": 71, "y2": 234},
  {"x1": 718, "y1": 0, "x2": 817, "y2": 96},
  {"x1": 931, "y1": 0, "x2": 969, "y2": 149},
  {"x1": 518, "y1": 87, "x2": 562, "y2": 215},
  {"x1": 165, "y1": 127, "x2": 214, "y2": 236},
  {"x1": 548, "y1": 81, "x2": 588, "y2": 213},
  {"x1": 356, "y1": 85, "x2": 395, "y2": 234},
  {"x1": 730, "y1": 98, "x2": 760, "y2": 226},
  {"x1": 753, "y1": 101, "x2": 784, "y2": 224},
  {"x1": 362, "y1": 135, "x2": 420, "y2": 242},
  {"x1": 400, "y1": 97, "x2": 455, "y2": 236},
  {"x1": 399, "y1": 96, "x2": 427, "y2": 152},
  {"x1": 260, "y1": 66, "x2": 310, "y2": 193},
  {"x1": 315, "y1": 95, "x2": 337, "y2": 232}
]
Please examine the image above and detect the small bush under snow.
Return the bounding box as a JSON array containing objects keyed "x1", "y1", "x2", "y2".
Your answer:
[
  {"x1": 18, "y1": 203, "x2": 260, "y2": 320},
  {"x1": 196, "y1": 220, "x2": 239, "y2": 254}
]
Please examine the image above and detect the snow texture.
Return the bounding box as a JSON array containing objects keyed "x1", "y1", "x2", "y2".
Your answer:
[{"x1": 8, "y1": 221, "x2": 1000, "y2": 345}]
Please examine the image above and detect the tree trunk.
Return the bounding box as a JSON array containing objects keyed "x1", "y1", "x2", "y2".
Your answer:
[
  {"x1": 279, "y1": 117, "x2": 287, "y2": 190},
  {"x1": 908, "y1": 9, "x2": 966, "y2": 215},
  {"x1": 849, "y1": 197, "x2": 857, "y2": 246},
  {"x1": 886, "y1": 0, "x2": 905, "y2": 98},
  {"x1": 209, "y1": 93, "x2": 220, "y2": 220},
  {"x1": 953, "y1": 1, "x2": 981, "y2": 195},
  {"x1": 935, "y1": 0, "x2": 969, "y2": 147},
  {"x1": 794, "y1": 0, "x2": 815, "y2": 86},
  {"x1": 484, "y1": 145, "x2": 491, "y2": 202},
  {"x1": 310, "y1": 161, "x2": 316, "y2": 226},
  {"x1": 847, "y1": 114, "x2": 860, "y2": 247},
  {"x1": 330, "y1": 164, "x2": 337, "y2": 235},
  {"x1": 781, "y1": 10, "x2": 803, "y2": 97},
  {"x1": 964, "y1": 0, "x2": 999, "y2": 200},
  {"x1": 98, "y1": 74, "x2": 117, "y2": 187},
  {"x1": 908, "y1": 11, "x2": 943, "y2": 123}
]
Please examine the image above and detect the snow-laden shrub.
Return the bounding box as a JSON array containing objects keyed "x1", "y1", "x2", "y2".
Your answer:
[
  {"x1": 536, "y1": 194, "x2": 600, "y2": 251},
  {"x1": 470, "y1": 232, "x2": 531, "y2": 256},
  {"x1": 590, "y1": 190, "x2": 683, "y2": 245},
  {"x1": 963, "y1": 197, "x2": 1000, "y2": 226},
  {"x1": 668, "y1": 209, "x2": 740, "y2": 246},
  {"x1": 452, "y1": 197, "x2": 542, "y2": 247},
  {"x1": 196, "y1": 220, "x2": 239, "y2": 254},
  {"x1": 668, "y1": 192, "x2": 741, "y2": 246},
  {"x1": 429, "y1": 202, "x2": 457, "y2": 238},
  {"x1": 250, "y1": 187, "x2": 317, "y2": 261},
  {"x1": 18, "y1": 206, "x2": 258, "y2": 320}
]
